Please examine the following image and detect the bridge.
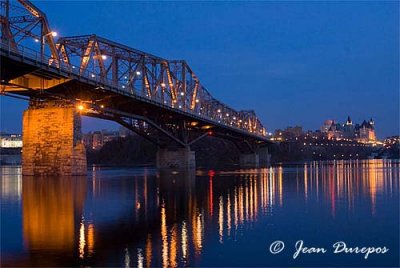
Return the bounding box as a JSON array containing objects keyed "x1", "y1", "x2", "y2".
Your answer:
[{"x1": 0, "y1": 0, "x2": 271, "y2": 176}]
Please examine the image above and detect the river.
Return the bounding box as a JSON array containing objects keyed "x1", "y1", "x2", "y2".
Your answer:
[{"x1": 1, "y1": 159, "x2": 399, "y2": 267}]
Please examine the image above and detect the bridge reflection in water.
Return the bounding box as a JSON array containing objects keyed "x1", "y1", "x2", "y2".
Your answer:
[{"x1": 1, "y1": 159, "x2": 398, "y2": 267}]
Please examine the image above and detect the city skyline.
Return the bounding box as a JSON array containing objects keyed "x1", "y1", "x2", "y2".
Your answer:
[{"x1": 0, "y1": 1, "x2": 398, "y2": 137}]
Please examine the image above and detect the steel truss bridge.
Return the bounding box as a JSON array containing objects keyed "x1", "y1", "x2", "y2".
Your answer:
[{"x1": 0, "y1": 0, "x2": 269, "y2": 151}]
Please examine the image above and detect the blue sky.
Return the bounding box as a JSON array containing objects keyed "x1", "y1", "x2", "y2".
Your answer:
[{"x1": 1, "y1": 1, "x2": 398, "y2": 137}]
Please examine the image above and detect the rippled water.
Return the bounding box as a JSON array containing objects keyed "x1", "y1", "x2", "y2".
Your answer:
[{"x1": 1, "y1": 160, "x2": 399, "y2": 267}]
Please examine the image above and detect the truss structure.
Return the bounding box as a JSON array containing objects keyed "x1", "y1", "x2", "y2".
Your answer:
[
  {"x1": 0, "y1": 0, "x2": 58, "y2": 63},
  {"x1": 55, "y1": 35, "x2": 265, "y2": 136},
  {"x1": 1, "y1": 0, "x2": 268, "y2": 147}
]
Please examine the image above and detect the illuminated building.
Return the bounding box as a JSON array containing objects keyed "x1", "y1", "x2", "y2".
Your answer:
[
  {"x1": 321, "y1": 116, "x2": 376, "y2": 142},
  {"x1": 343, "y1": 116, "x2": 355, "y2": 139},
  {"x1": 0, "y1": 134, "x2": 23, "y2": 148},
  {"x1": 320, "y1": 120, "x2": 334, "y2": 133},
  {"x1": 357, "y1": 119, "x2": 376, "y2": 142},
  {"x1": 327, "y1": 120, "x2": 342, "y2": 140},
  {"x1": 92, "y1": 131, "x2": 103, "y2": 150}
]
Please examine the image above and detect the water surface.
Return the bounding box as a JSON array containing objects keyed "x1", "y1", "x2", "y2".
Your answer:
[{"x1": 1, "y1": 160, "x2": 399, "y2": 267}]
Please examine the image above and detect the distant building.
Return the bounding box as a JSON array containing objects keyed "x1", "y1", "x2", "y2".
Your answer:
[
  {"x1": 92, "y1": 131, "x2": 103, "y2": 150},
  {"x1": 82, "y1": 133, "x2": 93, "y2": 148},
  {"x1": 0, "y1": 134, "x2": 22, "y2": 148},
  {"x1": 83, "y1": 130, "x2": 120, "y2": 150},
  {"x1": 321, "y1": 116, "x2": 376, "y2": 142},
  {"x1": 343, "y1": 116, "x2": 355, "y2": 139},
  {"x1": 103, "y1": 131, "x2": 119, "y2": 144},
  {"x1": 327, "y1": 120, "x2": 343, "y2": 140},
  {"x1": 320, "y1": 120, "x2": 334, "y2": 133},
  {"x1": 273, "y1": 126, "x2": 303, "y2": 140},
  {"x1": 358, "y1": 118, "x2": 376, "y2": 142},
  {"x1": 285, "y1": 126, "x2": 303, "y2": 137}
]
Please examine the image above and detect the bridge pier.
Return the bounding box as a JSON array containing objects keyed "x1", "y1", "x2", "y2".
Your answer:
[
  {"x1": 22, "y1": 101, "x2": 87, "y2": 176},
  {"x1": 239, "y1": 153, "x2": 260, "y2": 167},
  {"x1": 258, "y1": 147, "x2": 271, "y2": 166},
  {"x1": 156, "y1": 147, "x2": 195, "y2": 169},
  {"x1": 240, "y1": 147, "x2": 271, "y2": 167}
]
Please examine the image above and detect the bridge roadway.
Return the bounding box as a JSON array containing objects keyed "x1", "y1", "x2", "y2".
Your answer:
[
  {"x1": 0, "y1": 40, "x2": 268, "y2": 144},
  {"x1": 0, "y1": 0, "x2": 271, "y2": 175}
]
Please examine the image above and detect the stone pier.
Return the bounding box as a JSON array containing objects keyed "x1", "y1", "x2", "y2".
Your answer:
[
  {"x1": 258, "y1": 147, "x2": 271, "y2": 166},
  {"x1": 22, "y1": 101, "x2": 87, "y2": 176},
  {"x1": 239, "y1": 153, "x2": 260, "y2": 167},
  {"x1": 156, "y1": 147, "x2": 195, "y2": 169},
  {"x1": 240, "y1": 147, "x2": 271, "y2": 167}
]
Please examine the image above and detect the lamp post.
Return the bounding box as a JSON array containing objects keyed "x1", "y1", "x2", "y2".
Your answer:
[{"x1": 41, "y1": 30, "x2": 57, "y2": 62}]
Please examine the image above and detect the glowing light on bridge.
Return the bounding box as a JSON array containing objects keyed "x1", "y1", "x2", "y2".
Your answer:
[{"x1": 1, "y1": 0, "x2": 269, "y2": 150}]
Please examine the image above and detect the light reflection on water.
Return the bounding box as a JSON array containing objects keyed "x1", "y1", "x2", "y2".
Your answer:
[{"x1": 1, "y1": 159, "x2": 399, "y2": 267}]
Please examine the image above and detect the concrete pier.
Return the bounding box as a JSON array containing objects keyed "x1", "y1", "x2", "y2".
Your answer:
[
  {"x1": 239, "y1": 153, "x2": 260, "y2": 167},
  {"x1": 240, "y1": 147, "x2": 271, "y2": 167},
  {"x1": 22, "y1": 102, "x2": 87, "y2": 176},
  {"x1": 156, "y1": 147, "x2": 195, "y2": 169},
  {"x1": 258, "y1": 147, "x2": 271, "y2": 166}
]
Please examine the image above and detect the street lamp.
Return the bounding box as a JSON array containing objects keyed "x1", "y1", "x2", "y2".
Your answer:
[{"x1": 41, "y1": 31, "x2": 58, "y2": 60}]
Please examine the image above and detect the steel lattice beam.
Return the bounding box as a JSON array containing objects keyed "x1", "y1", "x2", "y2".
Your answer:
[
  {"x1": 0, "y1": 0, "x2": 268, "y2": 142},
  {"x1": 54, "y1": 34, "x2": 266, "y2": 136}
]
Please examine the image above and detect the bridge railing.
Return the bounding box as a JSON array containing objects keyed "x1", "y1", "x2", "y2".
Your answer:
[{"x1": 1, "y1": 40, "x2": 267, "y2": 138}]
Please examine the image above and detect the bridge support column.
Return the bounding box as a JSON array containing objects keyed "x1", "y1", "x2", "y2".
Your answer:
[
  {"x1": 239, "y1": 153, "x2": 260, "y2": 167},
  {"x1": 22, "y1": 101, "x2": 87, "y2": 176},
  {"x1": 239, "y1": 147, "x2": 271, "y2": 168},
  {"x1": 156, "y1": 147, "x2": 195, "y2": 169},
  {"x1": 258, "y1": 147, "x2": 271, "y2": 166}
]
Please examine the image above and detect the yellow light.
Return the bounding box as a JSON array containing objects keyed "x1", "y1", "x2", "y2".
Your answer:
[
  {"x1": 161, "y1": 82, "x2": 166, "y2": 87},
  {"x1": 77, "y1": 104, "x2": 84, "y2": 111},
  {"x1": 195, "y1": 99, "x2": 200, "y2": 103},
  {"x1": 201, "y1": 125, "x2": 213, "y2": 130},
  {"x1": 100, "y1": 105, "x2": 104, "y2": 108}
]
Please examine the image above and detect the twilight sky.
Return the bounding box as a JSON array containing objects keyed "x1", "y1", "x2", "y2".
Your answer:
[{"x1": 0, "y1": 1, "x2": 398, "y2": 138}]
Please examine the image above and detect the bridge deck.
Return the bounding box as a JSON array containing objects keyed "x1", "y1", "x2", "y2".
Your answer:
[{"x1": 1, "y1": 44, "x2": 270, "y2": 143}]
